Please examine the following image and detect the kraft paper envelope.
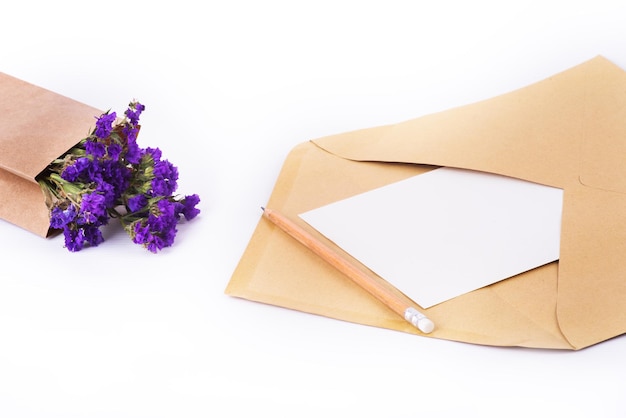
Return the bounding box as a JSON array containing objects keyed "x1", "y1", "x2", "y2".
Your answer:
[
  {"x1": 0, "y1": 72, "x2": 102, "y2": 237},
  {"x1": 227, "y1": 56, "x2": 626, "y2": 350}
]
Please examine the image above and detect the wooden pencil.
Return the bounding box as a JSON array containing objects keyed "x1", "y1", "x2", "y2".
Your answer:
[{"x1": 261, "y1": 207, "x2": 434, "y2": 333}]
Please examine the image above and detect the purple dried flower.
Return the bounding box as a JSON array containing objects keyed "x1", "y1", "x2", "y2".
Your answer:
[
  {"x1": 61, "y1": 157, "x2": 91, "y2": 182},
  {"x1": 124, "y1": 102, "x2": 145, "y2": 125},
  {"x1": 128, "y1": 195, "x2": 148, "y2": 212},
  {"x1": 145, "y1": 147, "x2": 162, "y2": 162},
  {"x1": 151, "y1": 159, "x2": 179, "y2": 196},
  {"x1": 79, "y1": 192, "x2": 107, "y2": 224},
  {"x1": 98, "y1": 159, "x2": 131, "y2": 198},
  {"x1": 178, "y1": 194, "x2": 201, "y2": 221},
  {"x1": 63, "y1": 227, "x2": 85, "y2": 252},
  {"x1": 85, "y1": 139, "x2": 106, "y2": 159},
  {"x1": 94, "y1": 111, "x2": 117, "y2": 138},
  {"x1": 50, "y1": 205, "x2": 77, "y2": 229},
  {"x1": 108, "y1": 143, "x2": 122, "y2": 161},
  {"x1": 130, "y1": 199, "x2": 179, "y2": 253},
  {"x1": 95, "y1": 181, "x2": 116, "y2": 208},
  {"x1": 63, "y1": 224, "x2": 104, "y2": 251},
  {"x1": 123, "y1": 125, "x2": 141, "y2": 164},
  {"x1": 132, "y1": 221, "x2": 151, "y2": 246},
  {"x1": 83, "y1": 224, "x2": 105, "y2": 247}
]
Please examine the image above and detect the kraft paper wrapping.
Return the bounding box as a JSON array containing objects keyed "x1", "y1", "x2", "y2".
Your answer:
[{"x1": 0, "y1": 73, "x2": 102, "y2": 237}]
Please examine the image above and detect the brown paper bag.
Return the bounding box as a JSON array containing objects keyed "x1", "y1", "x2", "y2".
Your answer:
[{"x1": 0, "y1": 72, "x2": 102, "y2": 237}]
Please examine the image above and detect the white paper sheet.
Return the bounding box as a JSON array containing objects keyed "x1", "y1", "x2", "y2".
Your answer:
[{"x1": 299, "y1": 167, "x2": 563, "y2": 308}]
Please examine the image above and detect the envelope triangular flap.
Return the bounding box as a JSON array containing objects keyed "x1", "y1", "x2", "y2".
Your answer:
[
  {"x1": 0, "y1": 72, "x2": 102, "y2": 236},
  {"x1": 311, "y1": 58, "x2": 615, "y2": 189}
]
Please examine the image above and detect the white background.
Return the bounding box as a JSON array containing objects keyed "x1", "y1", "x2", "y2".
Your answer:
[{"x1": 0, "y1": 1, "x2": 625, "y2": 416}]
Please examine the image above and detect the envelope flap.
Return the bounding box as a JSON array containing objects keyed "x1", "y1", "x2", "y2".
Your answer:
[
  {"x1": 312, "y1": 57, "x2": 625, "y2": 191},
  {"x1": 0, "y1": 72, "x2": 101, "y2": 182}
]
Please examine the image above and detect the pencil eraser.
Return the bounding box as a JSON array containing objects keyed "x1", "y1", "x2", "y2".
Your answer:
[{"x1": 418, "y1": 318, "x2": 435, "y2": 334}]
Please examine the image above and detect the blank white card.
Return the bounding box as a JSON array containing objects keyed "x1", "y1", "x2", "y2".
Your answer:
[{"x1": 299, "y1": 167, "x2": 563, "y2": 308}]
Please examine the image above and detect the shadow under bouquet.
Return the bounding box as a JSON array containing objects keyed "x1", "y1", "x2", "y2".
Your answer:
[{"x1": 37, "y1": 101, "x2": 200, "y2": 253}]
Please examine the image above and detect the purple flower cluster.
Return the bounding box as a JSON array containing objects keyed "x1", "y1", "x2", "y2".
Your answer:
[{"x1": 40, "y1": 101, "x2": 200, "y2": 253}]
